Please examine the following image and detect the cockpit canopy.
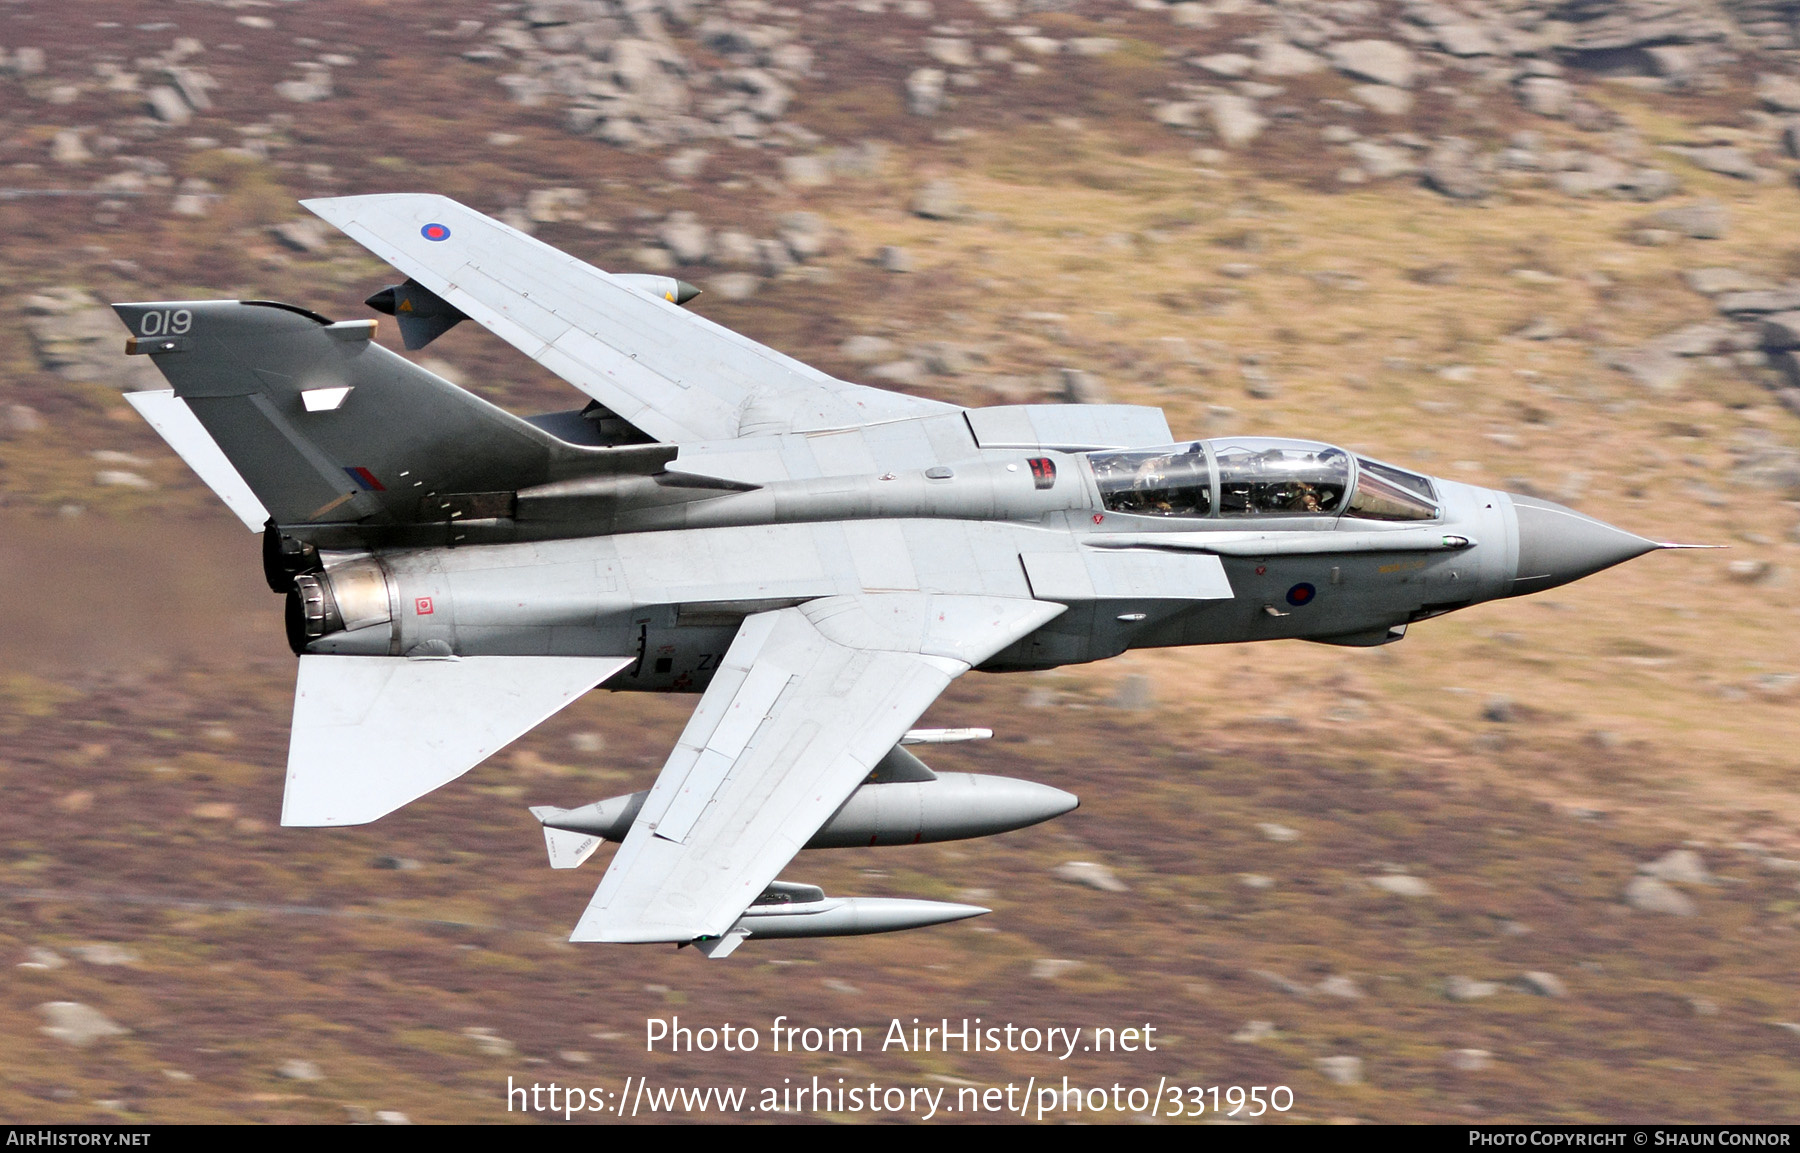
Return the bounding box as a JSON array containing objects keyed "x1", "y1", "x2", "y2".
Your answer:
[{"x1": 1086, "y1": 438, "x2": 1438, "y2": 522}]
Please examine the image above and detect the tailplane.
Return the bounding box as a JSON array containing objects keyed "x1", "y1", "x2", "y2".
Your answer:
[{"x1": 282, "y1": 654, "x2": 633, "y2": 827}]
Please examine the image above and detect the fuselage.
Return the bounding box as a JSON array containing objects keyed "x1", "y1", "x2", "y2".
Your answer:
[{"x1": 291, "y1": 431, "x2": 1652, "y2": 694}]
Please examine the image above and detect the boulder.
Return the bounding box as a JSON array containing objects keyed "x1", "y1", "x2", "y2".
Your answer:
[
  {"x1": 1368, "y1": 874, "x2": 1433, "y2": 897},
  {"x1": 1423, "y1": 137, "x2": 1492, "y2": 199},
  {"x1": 1446, "y1": 1049, "x2": 1493, "y2": 1072},
  {"x1": 1625, "y1": 875, "x2": 1697, "y2": 915},
  {"x1": 664, "y1": 149, "x2": 710, "y2": 180},
  {"x1": 912, "y1": 179, "x2": 965, "y2": 220},
  {"x1": 1195, "y1": 53, "x2": 1254, "y2": 77},
  {"x1": 1327, "y1": 40, "x2": 1417, "y2": 88},
  {"x1": 1648, "y1": 200, "x2": 1727, "y2": 239},
  {"x1": 1052, "y1": 860, "x2": 1129, "y2": 893},
  {"x1": 145, "y1": 86, "x2": 192, "y2": 124},
  {"x1": 1108, "y1": 671, "x2": 1152, "y2": 708},
  {"x1": 1513, "y1": 971, "x2": 1568, "y2": 998},
  {"x1": 50, "y1": 130, "x2": 90, "y2": 164},
  {"x1": 925, "y1": 38, "x2": 975, "y2": 68},
  {"x1": 707, "y1": 272, "x2": 759, "y2": 301},
  {"x1": 658, "y1": 211, "x2": 711, "y2": 264},
  {"x1": 1716, "y1": 288, "x2": 1800, "y2": 315},
  {"x1": 1354, "y1": 84, "x2": 1415, "y2": 116},
  {"x1": 754, "y1": 239, "x2": 793, "y2": 276},
  {"x1": 1618, "y1": 168, "x2": 1679, "y2": 201},
  {"x1": 1053, "y1": 366, "x2": 1105, "y2": 403},
  {"x1": 24, "y1": 287, "x2": 161, "y2": 391},
  {"x1": 1231, "y1": 1020, "x2": 1277, "y2": 1043},
  {"x1": 905, "y1": 67, "x2": 946, "y2": 116},
  {"x1": 1659, "y1": 322, "x2": 1734, "y2": 356},
  {"x1": 1685, "y1": 267, "x2": 1768, "y2": 295},
  {"x1": 1757, "y1": 73, "x2": 1800, "y2": 113},
  {"x1": 1760, "y1": 312, "x2": 1800, "y2": 349},
  {"x1": 1606, "y1": 345, "x2": 1689, "y2": 391},
  {"x1": 1671, "y1": 146, "x2": 1764, "y2": 181},
  {"x1": 1350, "y1": 141, "x2": 1415, "y2": 178},
  {"x1": 3, "y1": 405, "x2": 44, "y2": 435},
  {"x1": 1209, "y1": 94, "x2": 1266, "y2": 147},
  {"x1": 38, "y1": 1002, "x2": 127, "y2": 1046},
  {"x1": 776, "y1": 212, "x2": 828, "y2": 261},
  {"x1": 1641, "y1": 848, "x2": 1710, "y2": 884},
  {"x1": 525, "y1": 187, "x2": 587, "y2": 224},
  {"x1": 1316, "y1": 1055, "x2": 1363, "y2": 1085},
  {"x1": 172, "y1": 177, "x2": 217, "y2": 218},
  {"x1": 841, "y1": 335, "x2": 897, "y2": 362},
  {"x1": 780, "y1": 154, "x2": 831, "y2": 189},
  {"x1": 68, "y1": 944, "x2": 138, "y2": 965},
  {"x1": 1155, "y1": 101, "x2": 1203, "y2": 129},
  {"x1": 1437, "y1": 22, "x2": 1495, "y2": 56},
  {"x1": 464, "y1": 1027, "x2": 515, "y2": 1057},
  {"x1": 1518, "y1": 76, "x2": 1572, "y2": 117},
  {"x1": 1444, "y1": 975, "x2": 1501, "y2": 1001},
  {"x1": 274, "y1": 63, "x2": 332, "y2": 103},
  {"x1": 1256, "y1": 41, "x2": 1324, "y2": 76},
  {"x1": 270, "y1": 218, "x2": 332, "y2": 253}
]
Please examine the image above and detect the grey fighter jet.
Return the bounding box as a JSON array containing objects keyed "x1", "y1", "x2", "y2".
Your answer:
[{"x1": 114, "y1": 194, "x2": 1685, "y2": 958}]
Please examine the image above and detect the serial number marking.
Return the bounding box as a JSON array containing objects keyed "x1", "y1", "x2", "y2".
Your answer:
[{"x1": 137, "y1": 309, "x2": 192, "y2": 337}]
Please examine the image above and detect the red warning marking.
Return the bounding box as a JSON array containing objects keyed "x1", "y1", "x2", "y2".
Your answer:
[
  {"x1": 1092, "y1": 513, "x2": 1104, "y2": 524},
  {"x1": 415, "y1": 596, "x2": 434, "y2": 615}
]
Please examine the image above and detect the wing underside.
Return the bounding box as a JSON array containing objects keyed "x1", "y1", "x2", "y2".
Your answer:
[{"x1": 572, "y1": 593, "x2": 1064, "y2": 944}]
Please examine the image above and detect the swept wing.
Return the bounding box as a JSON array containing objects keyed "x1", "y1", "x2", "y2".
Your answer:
[
  {"x1": 301, "y1": 193, "x2": 956, "y2": 443},
  {"x1": 573, "y1": 593, "x2": 1064, "y2": 944}
]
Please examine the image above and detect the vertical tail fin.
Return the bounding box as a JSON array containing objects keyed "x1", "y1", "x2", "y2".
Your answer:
[{"x1": 112, "y1": 300, "x2": 572, "y2": 533}]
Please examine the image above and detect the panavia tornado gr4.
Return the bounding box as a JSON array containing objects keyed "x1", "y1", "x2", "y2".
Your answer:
[{"x1": 113, "y1": 193, "x2": 1688, "y2": 958}]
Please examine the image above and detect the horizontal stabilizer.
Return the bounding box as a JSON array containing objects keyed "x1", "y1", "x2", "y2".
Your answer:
[
  {"x1": 282, "y1": 654, "x2": 633, "y2": 827},
  {"x1": 122, "y1": 389, "x2": 269, "y2": 531}
]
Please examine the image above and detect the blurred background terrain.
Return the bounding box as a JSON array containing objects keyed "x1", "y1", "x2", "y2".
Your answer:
[{"x1": 2, "y1": 0, "x2": 1799, "y2": 1124}]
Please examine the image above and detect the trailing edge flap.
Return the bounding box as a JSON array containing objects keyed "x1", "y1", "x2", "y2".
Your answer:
[{"x1": 282, "y1": 654, "x2": 633, "y2": 827}]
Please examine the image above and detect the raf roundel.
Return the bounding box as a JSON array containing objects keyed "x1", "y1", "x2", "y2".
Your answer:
[
  {"x1": 1286, "y1": 582, "x2": 1317, "y2": 607},
  {"x1": 420, "y1": 223, "x2": 451, "y2": 242}
]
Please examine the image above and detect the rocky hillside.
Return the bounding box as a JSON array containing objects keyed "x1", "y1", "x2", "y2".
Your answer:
[{"x1": 1, "y1": 0, "x2": 1799, "y2": 1125}]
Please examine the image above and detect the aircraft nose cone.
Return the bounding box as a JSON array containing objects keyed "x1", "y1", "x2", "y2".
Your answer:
[{"x1": 1508, "y1": 495, "x2": 1660, "y2": 596}]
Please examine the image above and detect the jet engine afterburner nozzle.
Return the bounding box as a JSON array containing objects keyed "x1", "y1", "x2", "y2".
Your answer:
[{"x1": 284, "y1": 560, "x2": 395, "y2": 653}]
